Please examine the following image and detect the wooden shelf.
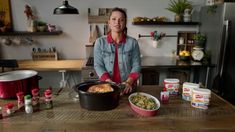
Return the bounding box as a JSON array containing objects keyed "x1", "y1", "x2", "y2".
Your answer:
[
  {"x1": 177, "y1": 31, "x2": 197, "y2": 55},
  {"x1": 178, "y1": 44, "x2": 195, "y2": 46},
  {"x1": 0, "y1": 31, "x2": 63, "y2": 36},
  {"x1": 132, "y1": 21, "x2": 200, "y2": 25},
  {"x1": 88, "y1": 16, "x2": 109, "y2": 24},
  {"x1": 85, "y1": 44, "x2": 94, "y2": 47}
]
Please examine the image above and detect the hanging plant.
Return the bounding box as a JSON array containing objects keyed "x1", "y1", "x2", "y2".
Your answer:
[
  {"x1": 150, "y1": 31, "x2": 166, "y2": 48},
  {"x1": 150, "y1": 31, "x2": 166, "y2": 41}
]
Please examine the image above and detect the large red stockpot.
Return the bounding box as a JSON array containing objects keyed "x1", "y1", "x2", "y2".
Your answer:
[{"x1": 0, "y1": 70, "x2": 39, "y2": 99}]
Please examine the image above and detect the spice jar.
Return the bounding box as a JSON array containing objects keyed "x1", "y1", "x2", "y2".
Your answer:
[
  {"x1": 44, "y1": 89, "x2": 53, "y2": 109},
  {"x1": 179, "y1": 37, "x2": 184, "y2": 45},
  {"x1": 16, "y1": 92, "x2": 24, "y2": 111},
  {"x1": 5, "y1": 103, "x2": 14, "y2": 116},
  {"x1": 31, "y1": 88, "x2": 40, "y2": 112},
  {"x1": 183, "y1": 9, "x2": 192, "y2": 22},
  {"x1": 0, "y1": 107, "x2": 3, "y2": 119},
  {"x1": 24, "y1": 95, "x2": 33, "y2": 114}
]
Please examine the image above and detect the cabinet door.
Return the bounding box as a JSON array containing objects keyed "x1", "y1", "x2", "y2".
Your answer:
[
  {"x1": 177, "y1": 31, "x2": 196, "y2": 55},
  {"x1": 141, "y1": 69, "x2": 159, "y2": 85},
  {"x1": 167, "y1": 68, "x2": 191, "y2": 84}
]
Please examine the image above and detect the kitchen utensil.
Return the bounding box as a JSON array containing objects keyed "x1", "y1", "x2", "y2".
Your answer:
[
  {"x1": 12, "y1": 38, "x2": 21, "y2": 45},
  {"x1": 129, "y1": 92, "x2": 160, "y2": 117},
  {"x1": 95, "y1": 25, "x2": 101, "y2": 37},
  {"x1": 73, "y1": 81, "x2": 121, "y2": 111},
  {"x1": 1, "y1": 38, "x2": 11, "y2": 46},
  {"x1": 90, "y1": 25, "x2": 98, "y2": 44},
  {"x1": 89, "y1": 24, "x2": 93, "y2": 43},
  {"x1": 32, "y1": 48, "x2": 37, "y2": 52},
  {"x1": 37, "y1": 48, "x2": 41, "y2": 52},
  {"x1": 0, "y1": 70, "x2": 40, "y2": 99}
]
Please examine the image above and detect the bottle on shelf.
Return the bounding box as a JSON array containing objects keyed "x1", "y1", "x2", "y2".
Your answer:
[{"x1": 183, "y1": 9, "x2": 192, "y2": 22}]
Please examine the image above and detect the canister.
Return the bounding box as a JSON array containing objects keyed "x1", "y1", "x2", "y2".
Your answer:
[
  {"x1": 182, "y1": 82, "x2": 199, "y2": 101},
  {"x1": 191, "y1": 88, "x2": 211, "y2": 109},
  {"x1": 164, "y1": 79, "x2": 180, "y2": 96}
]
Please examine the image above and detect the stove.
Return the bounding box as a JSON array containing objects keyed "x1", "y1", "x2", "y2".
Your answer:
[{"x1": 81, "y1": 57, "x2": 99, "y2": 82}]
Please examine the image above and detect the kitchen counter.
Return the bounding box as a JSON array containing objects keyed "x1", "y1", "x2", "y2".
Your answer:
[
  {"x1": 17, "y1": 59, "x2": 85, "y2": 71},
  {"x1": 0, "y1": 86, "x2": 235, "y2": 131},
  {"x1": 1, "y1": 57, "x2": 212, "y2": 71},
  {"x1": 141, "y1": 56, "x2": 212, "y2": 68}
]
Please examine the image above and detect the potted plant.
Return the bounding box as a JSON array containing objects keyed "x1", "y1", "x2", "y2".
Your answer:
[
  {"x1": 166, "y1": 0, "x2": 192, "y2": 22},
  {"x1": 36, "y1": 21, "x2": 47, "y2": 32},
  {"x1": 193, "y1": 33, "x2": 206, "y2": 46}
]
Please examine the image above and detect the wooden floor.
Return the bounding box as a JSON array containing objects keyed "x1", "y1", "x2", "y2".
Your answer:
[{"x1": 0, "y1": 86, "x2": 235, "y2": 132}]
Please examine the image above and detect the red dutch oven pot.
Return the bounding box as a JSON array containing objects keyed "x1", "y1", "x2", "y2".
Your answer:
[{"x1": 0, "y1": 70, "x2": 40, "y2": 99}]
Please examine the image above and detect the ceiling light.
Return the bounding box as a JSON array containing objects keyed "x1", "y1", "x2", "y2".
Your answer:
[{"x1": 53, "y1": 0, "x2": 79, "y2": 15}]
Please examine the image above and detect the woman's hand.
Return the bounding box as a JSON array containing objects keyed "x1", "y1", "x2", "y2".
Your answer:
[
  {"x1": 121, "y1": 81, "x2": 132, "y2": 95},
  {"x1": 105, "y1": 79, "x2": 113, "y2": 83}
]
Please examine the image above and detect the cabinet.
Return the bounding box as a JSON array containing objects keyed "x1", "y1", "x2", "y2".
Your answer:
[
  {"x1": 177, "y1": 31, "x2": 196, "y2": 55},
  {"x1": 141, "y1": 69, "x2": 159, "y2": 85}
]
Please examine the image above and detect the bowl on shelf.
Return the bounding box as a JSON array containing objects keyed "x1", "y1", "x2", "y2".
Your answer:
[
  {"x1": 37, "y1": 25, "x2": 47, "y2": 32},
  {"x1": 128, "y1": 92, "x2": 160, "y2": 117},
  {"x1": 179, "y1": 56, "x2": 190, "y2": 61}
]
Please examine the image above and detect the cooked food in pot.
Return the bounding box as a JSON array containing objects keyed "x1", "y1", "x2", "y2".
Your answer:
[
  {"x1": 87, "y1": 83, "x2": 114, "y2": 93},
  {"x1": 130, "y1": 93, "x2": 157, "y2": 110}
]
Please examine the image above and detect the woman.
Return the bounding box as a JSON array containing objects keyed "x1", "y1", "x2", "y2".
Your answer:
[{"x1": 94, "y1": 7, "x2": 141, "y2": 95}]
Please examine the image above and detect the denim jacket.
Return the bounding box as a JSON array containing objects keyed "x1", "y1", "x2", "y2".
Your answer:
[{"x1": 94, "y1": 35, "x2": 141, "y2": 82}]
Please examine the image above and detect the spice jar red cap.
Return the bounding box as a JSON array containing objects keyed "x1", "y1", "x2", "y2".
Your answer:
[
  {"x1": 44, "y1": 90, "x2": 52, "y2": 96},
  {"x1": 5, "y1": 103, "x2": 14, "y2": 109},
  {"x1": 32, "y1": 88, "x2": 39, "y2": 95},
  {"x1": 16, "y1": 92, "x2": 24, "y2": 97}
]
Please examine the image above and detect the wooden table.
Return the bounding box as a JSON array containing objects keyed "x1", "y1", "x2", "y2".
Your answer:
[{"x1": 0, "y1": 86, "x2": 235, "y2": 131}]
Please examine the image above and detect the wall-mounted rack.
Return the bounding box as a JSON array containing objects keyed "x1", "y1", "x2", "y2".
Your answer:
[{"x1": 138, "y1": 34, "x2": 177, "y2": 38}]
